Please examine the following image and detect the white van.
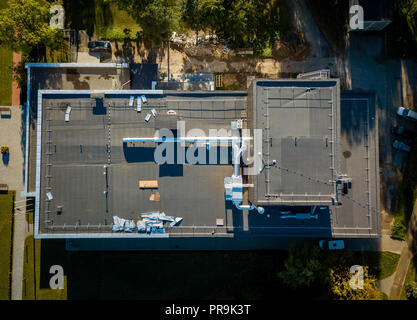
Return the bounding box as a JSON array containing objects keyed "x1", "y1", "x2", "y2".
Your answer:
[{"x1": 397, "y1": 107, "x2": 417, "y2": 121}]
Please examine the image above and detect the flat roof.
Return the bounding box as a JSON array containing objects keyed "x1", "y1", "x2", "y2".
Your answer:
[
  {"x1": 331, "y1": 91, "x2": 380, "y2": 237},
  {"x1": 37, "y1": 91, "x2": 248, "y2": 237},
  {"x1": 250, "y1": 79, "x2": 341, "y2": 206},
  {"x1": 26, "y1": 68, "x2": 379, "y2": 239}
]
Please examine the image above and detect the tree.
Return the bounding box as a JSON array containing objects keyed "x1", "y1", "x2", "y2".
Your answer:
[
  {"x1": 405, "y1": 282, "x2": 417, "y2": 300},
  {"x1": 115, "y1": 0, "x2": 178, "y2": 47},
  {"x1": 0, "y1": 0, "x2": 62, "y2": 54},
  {"x1": 329, "y1": 266, "x2": 384, "y2": 300},
  {"x1": 277, "y1": 243, "x2": 322, "y2": 289},
  {"x1": 181, "y1": 0, "x2": 223, "y2": 36}
]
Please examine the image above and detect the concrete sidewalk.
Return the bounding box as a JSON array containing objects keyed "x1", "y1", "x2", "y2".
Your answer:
[
  {"x1": 0, "y1": 105, "x2": 26, "y2": 300},
  {"x1": 11, "y1": 203, "x2": 26, "y2": 300}
]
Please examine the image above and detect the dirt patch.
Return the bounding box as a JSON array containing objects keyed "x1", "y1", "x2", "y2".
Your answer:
[
  {"x1": 272, "y1": 32, "x2": 311, "y2": 61},
  {"x1": 121, "y1": 28, "x2": 310, "y2": 78},
  {"x1": 65, "y1": 69, "x2": 90, "y2": 90},
  {"x1": 12, "y1": 52, "x2": 21, "y2": 106},
  {"x1": 99, "y1": 74, "x2": 112, "y2": 80}
]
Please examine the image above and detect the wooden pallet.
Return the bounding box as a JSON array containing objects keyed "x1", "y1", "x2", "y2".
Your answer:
[{"x1": 139, "y1": 180, "x2": 158, "y2": 189}]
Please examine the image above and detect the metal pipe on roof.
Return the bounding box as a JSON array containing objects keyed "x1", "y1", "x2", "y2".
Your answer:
[{"x1": 233, "y1": 200, "x2": 265, "y2": 215}]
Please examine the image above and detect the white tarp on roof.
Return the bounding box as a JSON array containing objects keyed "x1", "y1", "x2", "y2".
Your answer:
[{"x1": 113, "y1": 212, "x2": 183, "y2": 233}]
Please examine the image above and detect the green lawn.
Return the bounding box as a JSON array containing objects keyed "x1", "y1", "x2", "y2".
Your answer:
[
  {"x1": 365, "y1": 252, "x2": 401, "y2": 280},
  {"x1": 0, "y1": 191, "x2": 14, "y2": 300},
  {"x1": 45, "y1": 45, "x2": 70, "y2": 63},
  {"x1": 323, "y1": 251, "x2": 400, "y2": 280},
  {"x1": 392, "y1": 189, "x2": 417, "y2": 239},
  {"x1": 64, "y1": 0, "x2": 141, "y2": 41},
  {"x1": 0, "y1": 46, "x2": 13, "y2": 106},
  {"x1": 0, "y1": 0, "x2": 12, "y2": 106},
  {"x1": 25, "y1": 211, "x2": 33, "y2": 225},
  {"x1": 23, "y1": 236, "x2": 67, "y2": 300}
]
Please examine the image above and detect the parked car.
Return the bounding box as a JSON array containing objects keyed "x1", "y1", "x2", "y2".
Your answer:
[
  {"x1": 319, "y1": 240, "x2": 345, "y2": 250},
  {"x1": 397, "y1": 107, "x2": 417, "y2": 122},
  {"x1": 393, "y1": 140, "x2": 411, "y2": 152},
  {"x1": 88, "y1": 41, "x2": 111, "y2": 52},
  {"x1": 391, "y1": 125, "x2": 414, "y2": 139}
]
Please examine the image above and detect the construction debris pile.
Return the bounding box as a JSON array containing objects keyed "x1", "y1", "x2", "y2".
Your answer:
[{"x1": 112, "y1": 212, "x2": 183, "y2": 234}]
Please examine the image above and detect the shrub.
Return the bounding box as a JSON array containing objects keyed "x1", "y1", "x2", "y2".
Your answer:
[{"x1": 405, "y1": 282, "x2": 417, "y2": 300}]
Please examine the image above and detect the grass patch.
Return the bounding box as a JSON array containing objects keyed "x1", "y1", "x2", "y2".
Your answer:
[
  {"x1": 392, "y1": 137, "x2": 417, "y2": 239},
  {"x1": 258, "y1": 47, "x2": 273, "y2": 58},
  {"x1": 97, "y1": 3, "x2": 142, "y2": 41},
  {"x1": 64, "y1": 1, "x2": 142, "y2": 41},
  {"x1": 25, "y1": 212, "x2": 33, "y2": 225},
  {"x1": 392, "y1": 188, "x2": 417, "y2": 239},
  {"x1": 401, "y1": 255, "x2": 417, "y2": 300},
  {"x1": 0, "y1": 191, "x2": 14, "y2": 300},
  {"x1": 322, "y1": 251, "x2": 400, "y2": 280},
  {"x1": 45, "y1": 44, "x2": 70, "y2": 63},
  {"x1": 0, "y1": 46, "x2": 13, "y2": 105},
  {"x1": 0, "y1": 0, "x2": 13, "y2": 105},
  {"x1": 23, "y1": 236, "x2": 67, "y2": 300}
]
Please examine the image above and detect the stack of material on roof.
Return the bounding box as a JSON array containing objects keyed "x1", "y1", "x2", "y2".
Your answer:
[
  {"x1": 112, "y1": 212, "x2": 183, "y2": 233},
  {"x1": 112, "y1": 216, "x2": 135, "y2": 232},
  {"x1": 149, "y1": 191, "x2": 160, "y2": 202},
  {"x1": 138, "y1": 212, "x2": 183, "y2": 234}
]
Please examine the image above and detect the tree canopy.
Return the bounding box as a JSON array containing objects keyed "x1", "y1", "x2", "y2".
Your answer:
[
  {"x1": 0, "y1": 0, "x2": 62, "y2": 53},
  {"x1": 115, "y1": 0, "x2": 284, "y2": 52},
  {"x1": 329, "y1": 266, "x2": 384, "y2": 300},
  {"x1": 398, "y1": 0, "x2": 417, "y2": 44},
  {"x1": 181, "y1": 0, "x2": 282, "y2": 52},
  {"x1": 277, "y1": 243, "x2": 322, "y2": 289},
  {"x1": 115, "y1": 0, "x2": 179, "y2": 47}
]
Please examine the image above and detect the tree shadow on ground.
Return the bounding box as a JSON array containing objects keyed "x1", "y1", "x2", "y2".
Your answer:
[{"x1": 64, "y1": 0, "x2": 114, "y2": 36}]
